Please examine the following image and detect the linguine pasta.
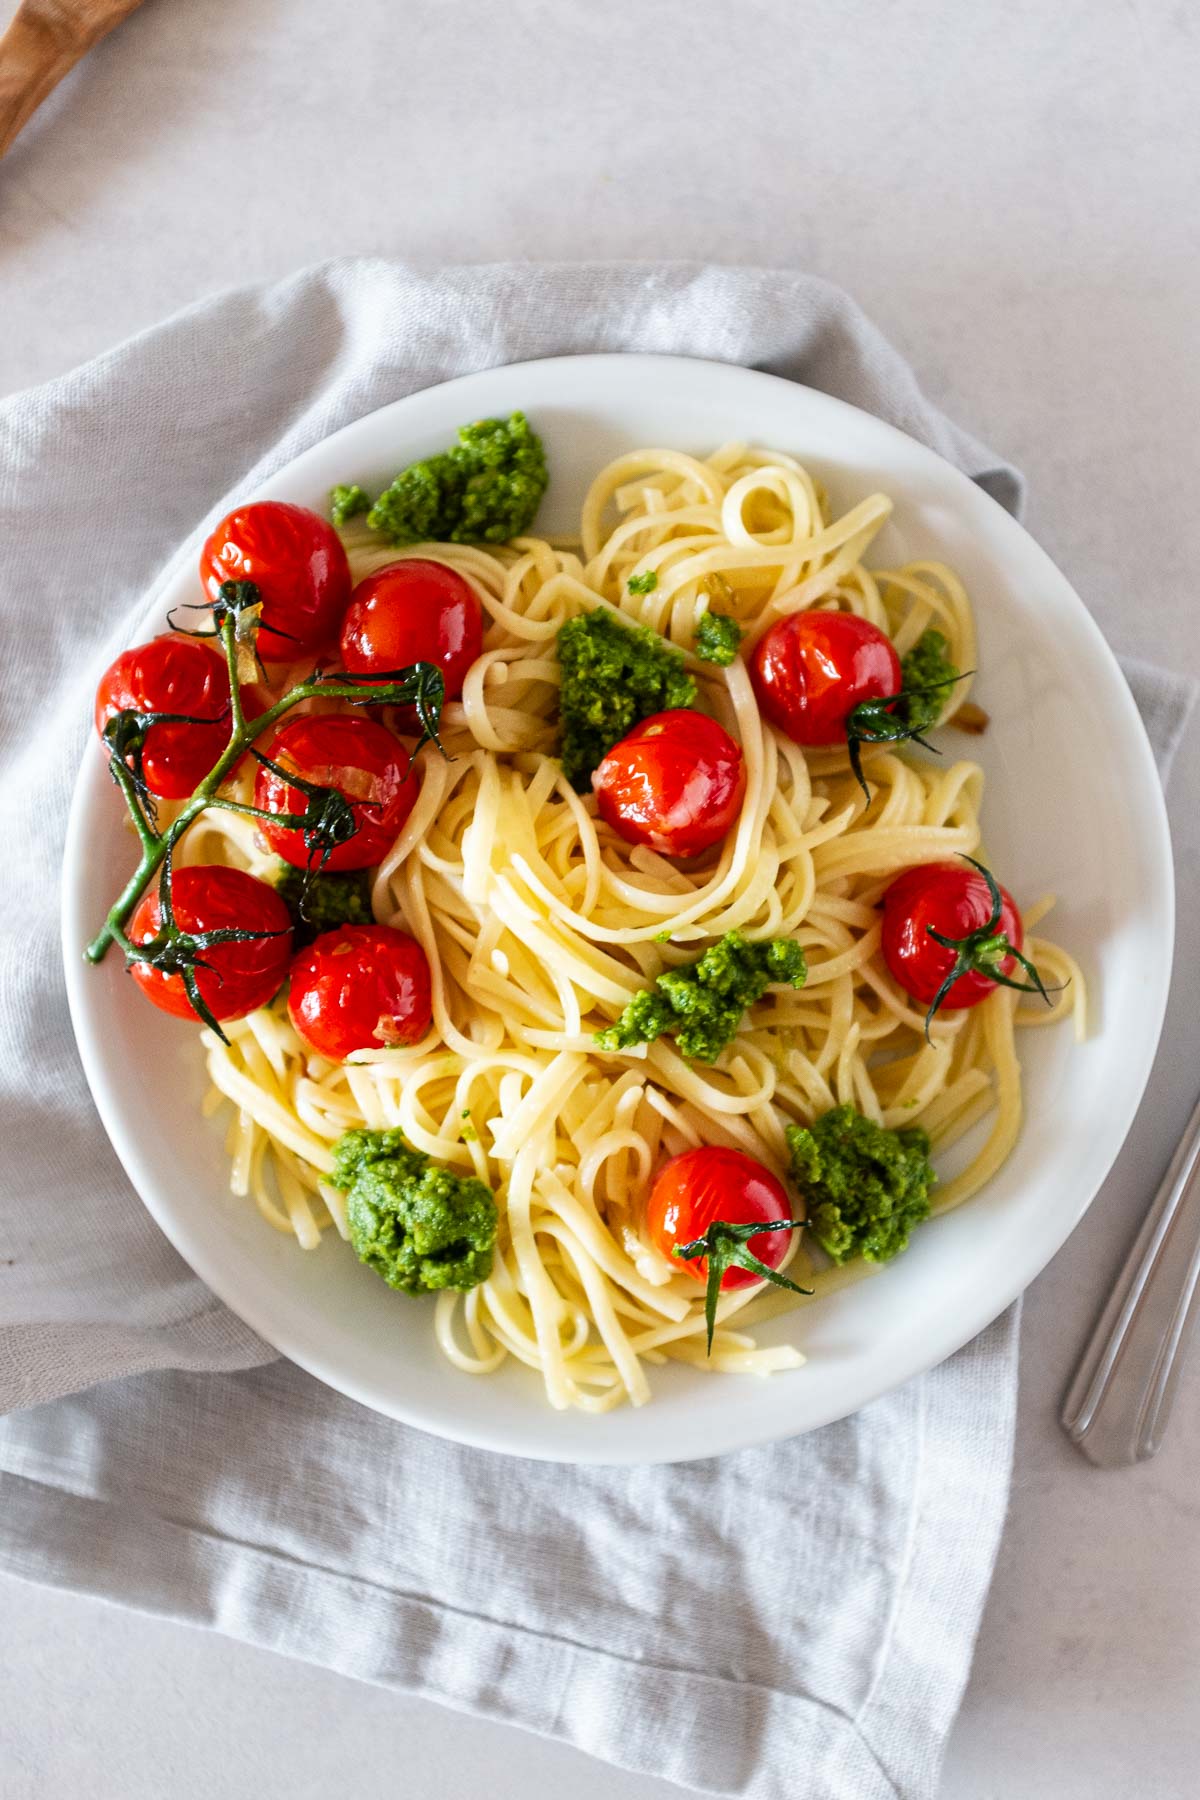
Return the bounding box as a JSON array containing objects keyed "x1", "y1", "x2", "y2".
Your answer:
[{"x1": 180, "y1": 441, "x2": 1083, "y2": 1412}]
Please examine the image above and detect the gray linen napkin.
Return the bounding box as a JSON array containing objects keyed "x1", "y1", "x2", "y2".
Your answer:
[{"x1": 0, "y1": 262, "x2": 1193, "y2": 1800}]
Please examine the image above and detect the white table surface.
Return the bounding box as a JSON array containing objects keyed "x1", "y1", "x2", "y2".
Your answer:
[{"x1": 3, "y1": 2, "x2": 1199, "y2": 1795}]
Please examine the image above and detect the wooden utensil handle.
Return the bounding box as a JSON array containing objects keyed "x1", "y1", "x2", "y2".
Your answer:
[{"x1": 0, "y1": 0, "x2": 144, "y2": 160}]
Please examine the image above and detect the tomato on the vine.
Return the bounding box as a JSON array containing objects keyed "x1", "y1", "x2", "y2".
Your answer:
[
  {"x1": 253, "y1": 713, "x2": 418, "y2": 871},
  {"x1": 340, "y1": 559, "x2": 483, "y2": 703},
  {"x1": 881, "y1": 856, "x2": 1049, "y2": 1028},
  {"x1": 201, "y1": 501, "x2": 351, "y2": 661},
  {"x1": 750, "y1": 609, "x2": 901, "y2": 747},
  {"x1": 288, "y1": 924, "x2": 433, "y2": 1058},
  {"x1": 128, "y1": 866, "x2": 292, "y2": 1023},
  {"x1": 592, "y1": 708, "x2": 746, "y2": 859},
  {"x1": 95, "y1": 634, "x2": 265, "y2": 800},
  {"x1": 646, "y1": 1147, "x2": 798, "y2": 1289}
]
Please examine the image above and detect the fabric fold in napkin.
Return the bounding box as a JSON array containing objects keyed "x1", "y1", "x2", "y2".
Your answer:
[{"x1": 0, "y1": 261, "x2": 1194, "y2": 1800}]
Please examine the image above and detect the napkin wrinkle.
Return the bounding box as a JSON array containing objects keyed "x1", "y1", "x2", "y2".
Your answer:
[{"x1": 0, "y1": 258, "x2": 1193, "y2": 1800}]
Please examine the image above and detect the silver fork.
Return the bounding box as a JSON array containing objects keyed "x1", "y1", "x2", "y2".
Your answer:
[{"x1": 1062, "y1": 1090, "x2": 1200, "y2": 1465}]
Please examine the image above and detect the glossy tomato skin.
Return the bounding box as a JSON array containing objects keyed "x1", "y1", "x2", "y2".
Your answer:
[
  {"x1": 340, "y1": 559, "x2": 483, "y2": 703},
  {"x1": 201, "y1": 501, "x2": 352, "y2": 661},
  {"x1": 128, "y1": 866, "x2": 292, "y2": 1023},
  {"x1": 288, "y1": 924, "x2": 433, "y2": 1059},
  {"x1": 253, "y1": 713, "x2": 418, "y2": 872},
  {"x1": 646, "y1": 1147, "x2": 796, "y2": 1289},
  {"x1": 94, "y1": 634, "x2": 266, "y2": 800},
  {"x1": 592, "y1": 708, "x2": 746, "y2": 858},
  {"x1": 881, "y1": 862, "x2": 1024, "y2": 1010},
  {"x1": 751, "y1": 609, "x2": 902, "y2": 747}
]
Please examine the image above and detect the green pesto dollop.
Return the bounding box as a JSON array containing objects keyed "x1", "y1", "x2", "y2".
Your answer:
[
  {"x1": 329, "y1": 483, "x2": 371, "y2": 528},
  {"x1": 331, "y1": 1128, "x2": 498, "y2": 1295},
  {"x1": 596, "y1": 930, "x2": 807, "y2": 1064},
  {"x1": 895, "y1": 628, "x2": 960, "y2": 734},
  {"x1": 627, "y1": 571, "x2": 659, "y2": 596},
  {"x1": 556, "y1": 608, "x2": 696, "y2": 791},
  {"x1": 274, "y1": 867, "x2": 374, "y2": 949},
  {"x1": 362, "y1": 412, "x2": 548, "y2": 546},
  {"x1": 785, "y1": 1103, "x2": 935, "y2": 1265},
  {"x1": 695, "y1": 611, "x2": 743, "y2": 666}
]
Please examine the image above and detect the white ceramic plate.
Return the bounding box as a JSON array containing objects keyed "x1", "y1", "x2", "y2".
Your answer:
[{"x1": 62, "y1": 354, "x2": 1173, "y2": 1464}]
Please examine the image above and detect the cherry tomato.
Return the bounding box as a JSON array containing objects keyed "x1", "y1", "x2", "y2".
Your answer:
[
  {"x1": 94, "y1": 634, "x2": 266, "y2": 800},
  {"x1": 253, "y1": 713, "x2": 418, "y2": 872},
  {"x1": 128, "y1": 865, "x2": 292, "y2": 1023},
  {"x1": 750, "y1": 609, "x2": 901, "y2": 747},
  {"x1": 288, "y1": 924, "x2": 433, "y2": 1059},
  {"x1": 201, "y1": 501, "x2": 352, "y2": 661},
  {"x1": 646, "y1": 1147, "x2": 796, "y2": 1289},
  {"x1": 881, "y1": 860, "x2": 1024, "y2": 1011},
  {"x1": 592, "y1": 709, "x2": 746, "y2": 858},
  {"x1": 340, "y1": 559, "x2": 483, "y2": 704}
]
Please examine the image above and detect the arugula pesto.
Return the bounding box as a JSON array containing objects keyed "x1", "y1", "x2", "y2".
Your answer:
[
  {"x1": 596, "y1": 930, "x2": 807, "y2": 1063},
  {"x1": 894, "y1": 629, "x2": 960, "y2": 734},
  {"x1": 556, "y1": 608, "x2": 695, "y2": 791},
  {"x1": 329, "y1": 484, "x2": 370, "y2": 528},
  {"x1": 785, "y1": 1104, "x2": 935, "y2": 1264},
  {"x1": 351, "y1": 412, "x2": 549, "y2": 546},
  {"x1": 274, "y1": 866, "x2": 374, "y2": 948},
  {"x1": 331, "y1": 1128, "x2": 498, "y2": 1295},
  {"x1": 695, "y1": 611, "x2": 743, "y2": 666}
]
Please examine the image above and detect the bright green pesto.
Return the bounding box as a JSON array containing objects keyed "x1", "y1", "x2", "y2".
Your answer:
[
  {"x1": 362, "y1": 412, "x2": 549, "y2": 546},
  {"x1": 274, "y1": 867, "x2": 374, "y2": 948},
  {"x1": 596, "y1": 930, "x2": 807, "y2": 1064},
  {"x1": 331, "y1": 1128, "x2": 498, "y2": 1295},
  {"x1": 785, "y1": 1104, "x2": 935, "y2": 1265},
  {"x1": 695, "y1": 611, "x2": 743, "y2": 666},
  {"x1": 627, "y1": 571, "x2": 659, "y2": 596},
  {"x1": 895, "y1": 628, "x2": 959, "y2": 734},
  {"x1": 556, "y1": 608, "x2": 696, "y2": 791},
  {"x1": 329, "y1": 484, "x2": 371, "y2": 528}
]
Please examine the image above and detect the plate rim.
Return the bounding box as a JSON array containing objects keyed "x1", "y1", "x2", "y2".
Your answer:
[{"x1": 61, "y1": 351, "x2": 1175, "y2": 1463}]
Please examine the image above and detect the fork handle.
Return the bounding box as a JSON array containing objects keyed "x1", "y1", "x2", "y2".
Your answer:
[{"x1": 1062, "y1": 1090, "x2": 1200, "y2": 1465}]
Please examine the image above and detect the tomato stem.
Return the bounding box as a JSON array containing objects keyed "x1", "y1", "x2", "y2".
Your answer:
[
  {"x1": 673, "y1": 1216, "x2": 811, "y2": 1354},
  {"x1": 844, "y1": 670, "x2": 973, "y2": 803}
]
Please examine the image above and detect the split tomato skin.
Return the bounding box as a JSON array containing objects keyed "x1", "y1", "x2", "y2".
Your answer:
[
  {"x1": 94, "y1": 634, "x2": 266, "y2": 800},
  {"x1": 127, "y1": 866, "x2": 293, "y2": 1023},
  {"x1": 288, "y1": 924, "x2": 433, "y2": 1059},
  {"x1": 200, "y1": 501, "x2": 352, "y2": 661},
  {"x1": 340, "y1": 559, "x2": 484, "y2": 703},
  {"x1": 253, "y1": 713, "x2": 418, "y2": 872},
  {"x1": 646, "y1": 1146, "x2": 796, "y2": 1290},
  {"x1": 881, "y1": 861, "x2": 1024, "y2": 1010},
  {"x1": 750, "y1": 609, "x2": 901, "y2": 747},
  {"x1": 592, "y1": 708, "x2": 746, "y2": 859}
]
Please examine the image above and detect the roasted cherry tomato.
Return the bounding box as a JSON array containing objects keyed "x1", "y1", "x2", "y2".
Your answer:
[
  {"x1": 340, "y1": 559, "x2": 483, "y2": 703},
  {"x1": 592, "y1": 708, "x2": 746, "y2": 859},
  {"x1": 128, "y1": 865, "x2": 292, "y2": 1023},
  {"x1": 94, "y1": 634, "x2": 266, "y2": 800},
  {"x1": 646, "y1": 1147, "x2": 796, "y2": 1289},
  {"x1": 881, "y1": 859, "x2": 1024, "y2": 1012},
  {"x1": 201, "y1": 501, "x2": 352, "y2": 661},
  {"x1": 288, "y1": 924, "x2": 433, "y2": 1059},
  {"x1": 750, "y1": 609, "x2": 901, "y2": 747},
  {"x1": 253, "y1": 713, "x2": 418, "y2": 872}
]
